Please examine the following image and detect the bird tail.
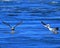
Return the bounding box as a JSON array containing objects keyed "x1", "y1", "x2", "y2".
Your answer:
[{"x1": 41, "y1": 21, "x2": 46, "y2": 25}]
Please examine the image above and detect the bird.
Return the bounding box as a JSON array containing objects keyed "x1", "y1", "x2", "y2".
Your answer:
[
  {"x1": 2, "y1": 20, "x2": 22, "y2": 34},
  {"x1": 41, "y1": 21, "x2": 59, "y2": 34}
]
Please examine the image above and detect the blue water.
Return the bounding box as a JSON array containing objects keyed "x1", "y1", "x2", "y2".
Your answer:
[{"x1": 0, "y1": 0, "x2": 60, "y2": 48}]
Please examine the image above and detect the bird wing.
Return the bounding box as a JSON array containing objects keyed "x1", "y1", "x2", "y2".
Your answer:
[
  {"x1": 41, "y1": 21, "x2": 47, "y2": 25},
  {"x1": 47, "y1": 24, "x2": 50, "y2": 27},
  {"x1": 0, "y1": 18, "x2": 11, "y2": 28},
  {"x1": 13, "y1": 21, "x2": 22, "y2": 28},
  {"x1": 2, "y1": 21, "x2": 11, "y2": 28}
]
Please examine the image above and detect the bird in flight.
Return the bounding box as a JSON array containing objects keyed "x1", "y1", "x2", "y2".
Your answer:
[
  {"x1": 41, "y1": 21, "x2": 59, "y2": 34},
  {"x1": 2, "y1": 20, "x2": 22, "y2": 34}
]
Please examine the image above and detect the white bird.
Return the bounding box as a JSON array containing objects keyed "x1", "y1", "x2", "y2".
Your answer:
[
  {"x1": 2, "y1": 21, "x2": 22, "y2": 34},
  {"x1": 41, "y1": 21, "x2": 59, "y2": 34}
]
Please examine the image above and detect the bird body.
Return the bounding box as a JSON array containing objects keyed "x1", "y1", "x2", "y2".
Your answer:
[
  {"x1": 11, "y1": 27, "x2": 15, "y2": 30},
  {"x1": 11, "y1": 29, "x2": 15, "y2": 34}
]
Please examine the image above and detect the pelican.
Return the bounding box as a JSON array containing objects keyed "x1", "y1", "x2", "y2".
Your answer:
[
  {"x1": 2, "y1": 21, "x2": 22, "y2": 34},
  {"x1": 41, "y1": 21, "x2": 59, "y2": 34}
]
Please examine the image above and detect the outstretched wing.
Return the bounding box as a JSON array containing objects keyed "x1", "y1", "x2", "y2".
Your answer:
[
  {"x1": 2, "y1": 21, "x2": 11, "y2": 28},
  {"x1": 41, "y1": 21, "x2": 46, "y2": 25},
  {"x1": 0, "y1": 18, "x2": 11, "y2": 28},
  {"x1": 41, "y1": 21, "x2": 51, "y2": 28},
  {"x1": 13, "y1": 21, "x2": 23, "y2": 28}
]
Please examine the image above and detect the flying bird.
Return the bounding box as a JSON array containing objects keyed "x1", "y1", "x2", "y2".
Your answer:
[
  {"x1": 2, "y1": 21, "x2": 22, "y2": 34},
  {"x1": 41, "y1": 21, "x2": 59, "y2": 34}
]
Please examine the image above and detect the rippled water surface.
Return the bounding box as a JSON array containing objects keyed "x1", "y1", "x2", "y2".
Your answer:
[{"x1": 0, "y1": 0, "x2": 60, "y2": 48}]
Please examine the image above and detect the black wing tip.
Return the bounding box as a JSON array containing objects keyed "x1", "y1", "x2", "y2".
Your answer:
[{"x1": 41, "y1": 21, "x2": 46, "y2": 25}]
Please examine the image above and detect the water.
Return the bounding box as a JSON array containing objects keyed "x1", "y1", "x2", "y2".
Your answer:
[{"x1": 0, "y1": 0, "x2": 60, "y2": 48}]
